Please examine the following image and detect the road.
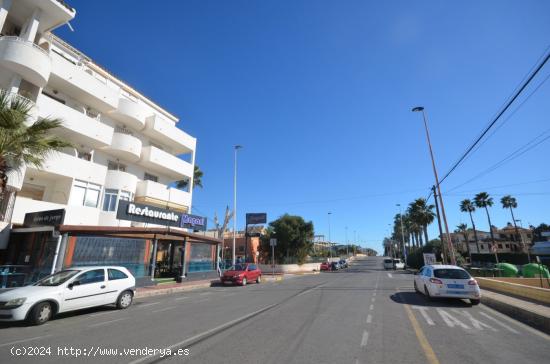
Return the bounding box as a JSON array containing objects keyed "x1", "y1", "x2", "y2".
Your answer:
[{"x1": 1, "y1": 256, "x2": 549, "y2": 363}]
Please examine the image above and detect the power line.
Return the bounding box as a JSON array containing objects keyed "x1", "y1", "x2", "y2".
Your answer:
[
  {"x1": 438, "y1": 48, "x2": 550, "y2": 186},
  {"x1": 447, "y1": 177, "x2": 550, "y2": 195}
]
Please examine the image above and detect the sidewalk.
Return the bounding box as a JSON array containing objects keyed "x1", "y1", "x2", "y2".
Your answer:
[{"x1": 481, "y1": 289, "x2": 550, "y2": 335}]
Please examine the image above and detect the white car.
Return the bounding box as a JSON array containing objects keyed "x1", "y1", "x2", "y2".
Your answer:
[
  {"x1": 383, "y1": 258, "x2": 405, "y2": 270},
  {"x1": 414, "y1": 265, "x2": 481, "y2": 305},
  {"x1": 0, "y1": 266, "x2": 136, "y2": 325}
]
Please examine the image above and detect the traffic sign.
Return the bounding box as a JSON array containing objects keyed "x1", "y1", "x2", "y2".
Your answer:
[{"x1": 270, "y1": 238, "x2": 277, "y2": 247}]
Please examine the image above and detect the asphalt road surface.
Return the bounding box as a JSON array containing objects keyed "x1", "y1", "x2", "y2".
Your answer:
[{"x1": 1, "y1": 256, "x2": 549, "y2": 364}]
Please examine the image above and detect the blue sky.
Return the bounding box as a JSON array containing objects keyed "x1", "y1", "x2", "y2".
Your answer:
[{"x1": 56, "y1": 1, "x2": 550, "y2": 252}]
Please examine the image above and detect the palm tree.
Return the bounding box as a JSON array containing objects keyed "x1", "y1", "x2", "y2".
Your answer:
[
  {"x1": 474, "y1": 192, "x2": 499, "y2": 263},
  {"x1": 176, "y1": 164, "x2": 203, "y2": 190},
  {"x1": 413, "y1": 198, "x2": 435, "y2": 244},
  {"x1": 455, "y1": 223, "x2": 472, "y2": 262},
  {"x1": 0, "y1": 91, "x2": 71, "y2": 219},
  {"x1": 459, "y1": 199, "x2": 480, "y2": 253},
  {"x1": 500, "y1": 195, "x2": 530, "y2": 261}
]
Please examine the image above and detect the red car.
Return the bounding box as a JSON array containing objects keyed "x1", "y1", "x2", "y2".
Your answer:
[
  {"x1": 320, "y1": 262, "x2": 331, "y2": 271},
  {"x1": 220, "y1": 264, "x2": 262, "y2": 286}
]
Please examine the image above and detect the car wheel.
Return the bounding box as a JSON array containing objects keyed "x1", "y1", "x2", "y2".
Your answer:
[
  {"x1": 470, "y1": 299, "x2": 480, "y2": 306},
  {"x1": 28, "y1": 302, "x2": 53, "y2": 325},
  {"x1": 242, "y1": 278, "x2": 247, "y2": 286},
  {"x1": 424, "y1": 286, "x2": 433, "y2": 301},
  {"x1": 117, "y1": 290, "x2": 133, "y2": 309},
  {"x1": 256, "y1": 275, "x2": 261, "y2": 284}
]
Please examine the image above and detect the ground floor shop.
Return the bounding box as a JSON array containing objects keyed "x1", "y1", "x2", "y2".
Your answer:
[{"x1": 1, "y1": 226, "x2": 222, "y2": 287}]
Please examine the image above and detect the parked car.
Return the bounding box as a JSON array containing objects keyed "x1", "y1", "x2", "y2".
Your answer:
[
  {"x1": 339, "y1": 259, "x2": 348, "y2": 269},
  {"x1": 330, "y1": 262, "x2": 341, "y2": 271},
  {"x1": 383, "y1": 258, "x2": 394, "y2": 270},
  {"x1": 0, "y1": 266, "x2": 136, "y2": 325},
  {"x1": 414, "y1": 264, "x2": 481, "y2": 305},
  {"x1": 393, "y1": 259, "x2": 405, "y2": 270},
  {"x1": 320, "y1": 262, "x2": 331, "y2": 271},
  {"x1": 220, "y1": 264, "x2": 262, "y2": 286}
]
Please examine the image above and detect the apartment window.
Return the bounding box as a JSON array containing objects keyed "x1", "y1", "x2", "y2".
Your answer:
[
  {"x1": 480, "y1": 244, "x2": 485, "y2": 250},
  {"x1": 498, "y1": 244, "x2": 503, "y2": 249},
  {"x1": 70, "y1": 180, "x2": 101, "y2": 208},
  {"x1": 102, "y1": 189, "x2": 118, "y2": 211},
  {"x1": 77, "y1": 151, "x2": 92, "y2": 161},
  {"x1": 144, "y1": 173, "x2": 158, "y2": 183},
  {"x1": 505, "y1": 244, "x2": 510, "y2": 248},
  {"x1": 120, "y1": 190, "x2": 132, "y2": 201},
  {"x1": 108, "y1": 161, "x2": 126, "y2": 172}
]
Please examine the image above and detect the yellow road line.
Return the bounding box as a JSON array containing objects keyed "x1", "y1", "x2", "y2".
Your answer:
[{"x1": 403, "y1": 303, "x2": 440, "y2": 364}]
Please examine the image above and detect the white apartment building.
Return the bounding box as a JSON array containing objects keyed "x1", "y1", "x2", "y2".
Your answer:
[{"x1": 0, "y1": 0, "x2": 196, "y2": 248}]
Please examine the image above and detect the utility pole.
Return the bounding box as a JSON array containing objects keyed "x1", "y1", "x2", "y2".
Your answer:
[
  {"x1": 432, "y1": 185, "x2": 447, "y2": 263},
  {"x1": 232, "y1": 145, "x2": 243, "y2": 266},
  {"x1": 328, "y1": 212, "x2": 332, "y2": 260},
  {"x1": 412, "y1": 107, "x2": 456, "y2": 265}
]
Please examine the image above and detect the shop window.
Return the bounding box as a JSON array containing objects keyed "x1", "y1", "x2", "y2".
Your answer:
[
  {"x1": 70, "y1": 180, "x2": 101, "y2": 208},
  {"x1": 144, "y1": 173, "x2": 158, "y2": 182},
  {"x1": 188, "y1": 243, "x2": 214, "y2": 273}
]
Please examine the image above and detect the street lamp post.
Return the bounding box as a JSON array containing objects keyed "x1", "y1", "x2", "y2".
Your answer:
[
  {"x1": 328, "y1": 212, "x2": 333, "y2": 260},
  {"x1": 412, "y1": 107, "x2": 456, "y2": 265},
  {"x1": 232, "y1": 145, "x2": 243, "y2": 267}
]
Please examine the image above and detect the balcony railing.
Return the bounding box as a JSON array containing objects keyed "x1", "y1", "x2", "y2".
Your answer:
[{"x1": 0, "y1": 36, "x2": 51, "y2": 57}]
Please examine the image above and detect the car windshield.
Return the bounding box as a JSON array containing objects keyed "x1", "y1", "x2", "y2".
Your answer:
[
  {"x1": 433, "y1": 269, "x2": 470, "y2": 280},
  {"x1": 228, "y1": 265, "x2": 246, "y2": 271},
  {"x1": 384, "y1": 259, "x2": 393, "y2": 263},
  {"x1": 34, "y1": 270, "x2": 80, "y2": 286},
  {"x1": 393, "y1": 260, "x2": 401, "y2": 263}
]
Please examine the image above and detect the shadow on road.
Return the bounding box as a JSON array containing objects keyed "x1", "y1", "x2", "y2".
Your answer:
[{"x1": 390, "y1": 291, "x2": 474, "y2": 308}]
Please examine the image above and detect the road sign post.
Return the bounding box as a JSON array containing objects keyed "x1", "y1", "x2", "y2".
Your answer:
[{"x1": 270, "y1": 238, "x2": 277, "y2": 277}]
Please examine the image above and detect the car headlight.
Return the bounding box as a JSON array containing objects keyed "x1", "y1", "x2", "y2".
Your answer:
[{"x1": 5, "y1": 297, "x2": 27, "y2": 308}]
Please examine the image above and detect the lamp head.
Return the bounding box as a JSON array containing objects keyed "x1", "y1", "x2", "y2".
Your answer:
[{"x1": 412, "y1": 106, "x2": 424, "y2": 112}]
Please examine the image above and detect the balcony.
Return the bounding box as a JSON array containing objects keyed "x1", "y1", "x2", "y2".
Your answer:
[
  {"x1": 139, "y1": 146, "x2": 193, "y2": 180},
  {"x1": 49, "y1": 52, "x2": 119, "y2": 112},
  {"x1": 104, "y1": 170, "x2": 138, "y2": 192},
  {"x1": 37, "y1": 94, "x2": 114, "y2": 148},
  {"x1": 0, "y1": 36, "x2": 51, "y2": 87},
  {"x1": 144, "y1": 115, "x2": 196, "y2": 154},
  {"x1": 134, "y1": 180, "x2": 191, "y2": 212},
  {"x1": 29, "y1": 152, "x2": 107, "y2": 186},
  {"x1": 103, "y1": 132, "x2": 142, "y2": 162},
  {"x1": 109, "y1": 98, "x2": 150, "y2": 130},
  {"x1": 11, "y1": 197, "x2": 100, "y2": 226}
]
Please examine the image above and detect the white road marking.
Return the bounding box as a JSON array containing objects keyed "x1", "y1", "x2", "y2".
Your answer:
[
  {"x1": 192, "y1": 298, "x2": 209, "y2": 304},
  {"x1": 478, "y1": 311, "x2": 519, "y2": 334},
  {"x1": 452, "y1": 309, "x2": 497, "y2": 331},
  {"x1": 412, "y1": 306, "x2": 435, "y2": 325},
  {"x1": 139, "y1": 301, "x2": 162, "y2": 308},
  {"x1": 437, "y1": 309, "x2": 470, "y2": 329},
  {"x1": 373, "y1": 292, "x2": 376, "y2": 297},
  {"x1": 89, "y1": 318, "x2": 127, "y2": 328},
  {"x1": 360, "y1": 330, "x2": 369, "y2": 347},
  {"x1": 0, "y1": 335, "x2": 49, "y2": 348},
  {"x1": 152, "y1": 306, "x2": 178, "y2": 313},
  {"x1": 174, "y1": 296, "x2": 189, "y2": 301},
  {"x1": 369, "y1": 304, "x2": 374, "y2": 310},
  {"x1": 387, "y1": 273, "x2": 393, "y2": 278},
  {"x1": 371, "y1": 297, "x2": 375, "y2": 303},
  {"x1": 199, "y1": 292, "x2": 211, "y2": 296},
  {"x1": 366, "y1": 314, "x2": 372, "y2": 324}
]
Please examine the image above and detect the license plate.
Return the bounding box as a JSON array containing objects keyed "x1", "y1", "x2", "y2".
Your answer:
[
  {"x1": 447, "y1": 284, "x2": 464, "y2": 289},
  {"x1": 447, "y1": 290, "x2": 464, "y2": 295}
]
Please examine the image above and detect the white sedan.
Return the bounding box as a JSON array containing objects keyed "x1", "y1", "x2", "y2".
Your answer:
[
  {"x1": 414, "y1": 265, "x2": 481, "y2": 305},
  {"x1": 0, "y1": 266, "x2": 135, "y2": 325}
]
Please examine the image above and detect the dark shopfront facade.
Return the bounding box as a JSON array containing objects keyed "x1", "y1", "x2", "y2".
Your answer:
[{"x1": 3, "y1": 226, "x2": 222, "y2": 287}]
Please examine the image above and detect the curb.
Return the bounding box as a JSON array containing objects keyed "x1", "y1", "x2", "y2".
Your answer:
[
  {"x1": 135, "y1": 281, "x2": 215, "y2": 298},
  {"x1": 481, "y1": 294, "x2": 550, "y2": 335}
]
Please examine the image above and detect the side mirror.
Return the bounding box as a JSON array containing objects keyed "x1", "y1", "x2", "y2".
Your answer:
[{"x1": 68, "y1": 280, "x2": 80, "y2": 289}]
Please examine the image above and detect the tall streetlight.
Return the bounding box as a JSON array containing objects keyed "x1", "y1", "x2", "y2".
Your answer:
[
  {"x1": 396, "y1": 204, "x2": 407, "y2": 262},
  {"x1": 412, "y1": 106, "x2": 456, "y2": 265},
  {"x1": 345, "y1": 226, "x2": 349, "y2": 257},
  {"x1": 232, "y1": 145, "x2": 243, "y2": 266},
  {"x1": 328, "y1": 212, "x2": 332, "y2": 260}
]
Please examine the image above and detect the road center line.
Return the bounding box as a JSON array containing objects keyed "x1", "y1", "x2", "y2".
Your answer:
[
  {"x1": 369, "y1": 304, "x2": 374, "y2": 311},
  {"x1": 0, "y1": 335, "x2": 50, "y2": 348},
  {"x1": 371, "y1": 297, "x2": 375, "y2": 303},
  {"x1": 360, "y1": 330, "x2": 369, "y2": 347},
  {"x1": 88, "y1": 318, "x2": 127, "y2": 328},
  {"x1": 174, "y1": 296, "x2": 189, "y2": 301},
  {"x1": 387, "y1": 273, "x2": 393, "y2": 278},
  {"x1": 366, "y1": 314, "x2": 372, "y2": 324}
]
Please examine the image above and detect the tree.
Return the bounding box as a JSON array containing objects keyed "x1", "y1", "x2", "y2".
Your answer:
[
  {"x1": 260, "y1": 214, "x2": 314, "y2": 265},
  {"x1": 412, "y1": 198, "x2": 435, "y2": 244},
  {"x1": 474, "y1": 192, "x2": 499, "y2": 263},
  {"x1": 455, "y1": 223, "x2": 472, "y2": 262},
  {"x1": 176, "y1": 164, "x2": 203, "y2": 190},
  {"x1": 501, "y1": 195, "x2": 530, "y2": 261},
  {"x1": 0, "y1": 91, "x2": 71, "y2": 219},
  {"x1": 459, "y1": 199, "x2": 480, "y2": 253}
]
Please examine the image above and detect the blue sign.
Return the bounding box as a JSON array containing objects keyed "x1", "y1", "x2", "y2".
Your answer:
[{"x1": 180, "y1": 213, "x2": 207, "y2": 231}]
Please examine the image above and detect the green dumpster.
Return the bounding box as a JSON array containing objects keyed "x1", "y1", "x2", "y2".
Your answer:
[
  {"x1": 495, "y1": 263, "x2": 518, "y2": 277},
  {"x1": 522, "y1": 263, "x2": 550, "y2": 278}
]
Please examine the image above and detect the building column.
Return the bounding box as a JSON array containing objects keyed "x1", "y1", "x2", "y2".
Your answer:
[
  {"x1": 19, "y1": 8, "x2": 41, "y2": 42},
  {"x1": 0, "y1": 0, "x2": 12, "y2": 34}
]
